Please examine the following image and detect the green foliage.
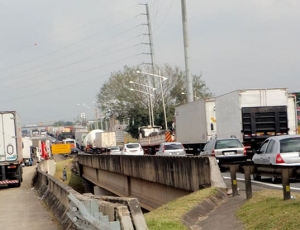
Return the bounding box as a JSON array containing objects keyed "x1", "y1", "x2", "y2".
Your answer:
[
  {"x1": 236, "y1": 189, "x2": 300, "y2": 230},
  {"x1": 96, "y1": 64, "x2": 212, "y2": 137},
  {"x1": 52, "y1": 121, "x2": 74, "y2": 126},
  {"x1": 145, "y1": 187, "x2": 218, "y2": 230}
]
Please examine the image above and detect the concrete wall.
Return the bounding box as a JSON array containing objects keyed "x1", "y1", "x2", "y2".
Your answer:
[
  {"x1": 34, "y1": 161, "x2": 148, "y2": 230},
  {"x1": 77, "y1": 155, "x2": 226, "y2": 210},
  {"x1": 78, "y1": 155, "x2": 212, "y2": 192}
]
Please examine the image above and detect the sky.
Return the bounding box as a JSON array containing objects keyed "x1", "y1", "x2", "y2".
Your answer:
[{"x1": 0, "y1": 0, "x2": 299, "y2": 126}]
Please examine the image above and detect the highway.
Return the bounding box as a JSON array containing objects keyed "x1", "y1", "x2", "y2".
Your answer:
[
  {"x1": 222, "y1": 172, "x2": 300, "y2": 192},
  {"x1": 0, "y1": 166, "x2": 60, "y2": 230},
  {"x1": 2, "y1": 154, "x2": 300, "y2": 230}
]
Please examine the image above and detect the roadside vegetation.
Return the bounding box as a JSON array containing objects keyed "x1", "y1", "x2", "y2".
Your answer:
[
  {"x1": 145, "y1": 187, "x2": 300, "y2": 230},
  {"x1": 53, "y1": 156, "x2": 85, "y2": 194},
  {"x1": 144, "y1": 187, "x2": 219, "y2": 230},
  {"x1": 237, "y1": 189, "x2": 300, "y2": 230}
]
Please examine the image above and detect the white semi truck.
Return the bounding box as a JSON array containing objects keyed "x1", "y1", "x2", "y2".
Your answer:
[
  {"x1": 0, "y1": 111, "x2": 23, "y2": 187},
  {"x1": 174, "y1": 98, "x2": 217, "y2": 155},
  {"x1": 215, "y1": 88, "x2": 298, "y2": 158},
  {"x1": 83, "y1": 129, "x2": 117, "y2": 154},
  {"x1": 75, "y1": 130, "x2": 88, "y2": 151}
]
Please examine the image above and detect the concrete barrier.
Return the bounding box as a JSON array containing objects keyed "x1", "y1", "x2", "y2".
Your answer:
[{"x1": 34, "y1": 160, "x2": 147, "y2": 230}]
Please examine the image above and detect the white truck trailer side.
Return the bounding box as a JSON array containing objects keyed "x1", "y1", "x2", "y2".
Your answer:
[
  {"x1": 22, "y1": 137, "x2": 33, "y2": 166},
  {"x1": 215, "y1": 88, "x2": 296, "y2": 158},
  {"x1": 0, "y1": 111, "x2": 23, "y2": 187},
  {"x1": 75, "y1": 130, "x2": 88, "y2": 150},
  {"x1": 94, "y1": 131, "x2": 117, "y2": 154},
  {"x1": 175, "y1": 98, "x2": 217, "y2": 155}
]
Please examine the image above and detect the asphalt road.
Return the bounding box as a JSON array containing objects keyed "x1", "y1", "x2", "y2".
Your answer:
[
  {"x1": 222, "y1": 172, "x2": 300, "y2": 192},
  {"x1": 0, "y1": 166, "x2": 60, "y2": 230}
]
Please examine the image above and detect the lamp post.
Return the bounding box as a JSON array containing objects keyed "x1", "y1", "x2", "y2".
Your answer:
[
  {"x1": 136, "y1": 70, "x2": 168, "y2": 130},
  {"x1": 129, "y1": 81, "x2": 156, "y2": 126},
  {"x1": 92, "y1": 102, "x2": 103, "y2": 130},
  {"x1": 130, "y1": 88, "x2": 154, "y2": 126}
]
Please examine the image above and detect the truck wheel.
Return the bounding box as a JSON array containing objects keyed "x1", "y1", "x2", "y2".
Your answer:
[
  {"x1": 16, "y1": 180, "x2": 21, "y2": 187},
  {"x1": 271, "y1": 177, "x2": 280, "y2": 184},
  {"x1": 253, "y1": 175, "x2": 261, "y2": 181}
]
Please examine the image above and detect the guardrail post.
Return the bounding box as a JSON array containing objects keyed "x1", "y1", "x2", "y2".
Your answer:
[
  {"x1": 243, "y1": 165, "x2": 252, "y2": 199},
  {"x1": 281, "y1": 168, "x2": 291, "y2": 200},
  {"x1": 229, "y1": 165, "x2": 239, "y2": 196}
]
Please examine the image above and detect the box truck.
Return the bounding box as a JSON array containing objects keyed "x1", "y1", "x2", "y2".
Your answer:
[
  {"x1": 94, "y1": 131, "x2": 117, "y2": 154},
  {"x1": 215, "y1": 88, "x2": 297, "y2": 158},
  {"x1": 174, "y1": 98, "x2": 217, "y2": 155},
  {"x1": 0, "y1": 111, "x2": 23, "y2": 187}
]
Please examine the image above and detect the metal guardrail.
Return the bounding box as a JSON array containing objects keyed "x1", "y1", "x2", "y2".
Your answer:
[
  {"x1": 219, "y1": 162, "x2": 300, "y2": 201},
  {"x1": 67, "y1": 193, "x2": 120, "y2": 230}
]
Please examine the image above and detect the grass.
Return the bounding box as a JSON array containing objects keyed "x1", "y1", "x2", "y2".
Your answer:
[
  {"x1": 144, "y1": 187, "x2": 220, "y2": 230},
  {"x1": 236, "y1": 189, "x2": 300, "y2": 230},
  {"x1": 53, "y1": 156, "x2": 85, "y2": 193}
]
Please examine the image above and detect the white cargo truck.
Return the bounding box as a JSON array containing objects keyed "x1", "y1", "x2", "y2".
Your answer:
[
  {"x1": 0, "y1": 111, "x2": 23, "y2": 187},
  {"x1": 75, "y1": 130, "x2": 88, "y2": 151},
  {"x1": 215, "y1": 88, "x2": 297, "y2": 158},
  {"x1": 175, "y1": 98, "x2": 217, "y2": 155},
  {"x1": 83, "y1": 129, "x2": 104, "y2": 153},
  {"x1": 22, "y1": 137, "x2": 33, "y2": 166},
  {"x1": 94, "y1": 131, "x2": 117, "y2": 154}
]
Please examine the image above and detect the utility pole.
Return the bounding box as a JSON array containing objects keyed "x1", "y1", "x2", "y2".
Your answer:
[
  {"x1": 141, "y1": 3, "x2": 155, "y2": 72},
  {"x1": 181, "y1": 0, "x2": 193, "y2": 103}
]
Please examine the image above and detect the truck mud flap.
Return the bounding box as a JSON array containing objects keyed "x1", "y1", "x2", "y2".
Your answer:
[{"x1": 0, "y1": 180, "x2": 20, "y2": 186}]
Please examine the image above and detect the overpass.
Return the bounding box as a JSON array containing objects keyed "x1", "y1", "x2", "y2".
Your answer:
[{"x1": 76, "y1": 154, "x2": 226, "y2": 211}]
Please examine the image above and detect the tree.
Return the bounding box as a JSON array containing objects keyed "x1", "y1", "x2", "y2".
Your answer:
[
  {"x1": 52, "y1": 121, "x2": 74, "y2": 127},
  {"x1": 96, "y1": 64, "x2": 212, "y2": 138}
]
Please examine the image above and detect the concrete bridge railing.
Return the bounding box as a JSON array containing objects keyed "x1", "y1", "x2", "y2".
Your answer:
[{"x1": 33, "y1": 160, "x2": 147, "y2": 230}]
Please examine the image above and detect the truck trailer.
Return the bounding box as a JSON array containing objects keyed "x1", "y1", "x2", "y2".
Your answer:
[
  {"x1": 94, "y1": 131, "x2": 117, "y2": 154},
  {"x1": 138, "y1": 126, "x2": 175, "y2": 155},
  {"x1": 75, "y1": 130, "x2": 88, "y2": 150},
  {"x1": 215, "y1": 88, "x2": 297, "y2": 158},
  {"x1": 0, "y1": 111, "x2": 23, "y2": 187},
  {"x1": 174, "y1": 98, "x2": 217, "y2": 155}
]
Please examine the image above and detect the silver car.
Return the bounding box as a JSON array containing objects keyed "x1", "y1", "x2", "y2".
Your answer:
[
  {"x1": 121, "y1": 143, "x2": 144, "y2": 155},
  {"x1": 156, "y1": 142, "x2": 186, "y2": 156},
  {"x1": 200, "y1": 138, "x2": 246, "y2": 162},
  {"x1": 109, "y1": 146, "x2": 121, "y2": 155},
  {"x1": 252, "y1": 135, "x2": 300, "y2": 166}
]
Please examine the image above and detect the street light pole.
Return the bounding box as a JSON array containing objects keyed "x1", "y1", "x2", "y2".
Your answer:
[
  {"x1": 136, "y1": 70, "x2": 168, "y2": 130},
  {"x1": 130, "y1": 88, "x2": 154, "y2": 127},
  {"x1": 129, "y1": 81, "x2": 156, "y2": 126}
]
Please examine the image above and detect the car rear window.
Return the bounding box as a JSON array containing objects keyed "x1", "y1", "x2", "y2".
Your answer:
[
  {"x1": 126, "y1": 144, "x2": 140, "y2": 148},
  {"x1": 215, "y1": 139, "x2": 243, "y2": 149},
  {"x1": 164, "y1": 144, "x2": 183, "y2": 150},
  {"x1": 280, "y1": 138, "x2": 300, "y2": 153},
  {"x1": 111, "y1": 147, "x2": 120, "y2": 150}
]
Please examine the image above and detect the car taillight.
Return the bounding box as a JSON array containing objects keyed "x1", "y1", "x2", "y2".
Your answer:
[
  {"x1": 211, "y1": 149, "x2": 215, "y2": 157},
  {"x1": 276, "y1": 154, "x2": 285, "y2": 164},
  {"x1": 243, "y1": 148, "x2": 246, "y2": 156},
  {"x1": 162, "y1": 145, "x2": 165, "y2": 153}
]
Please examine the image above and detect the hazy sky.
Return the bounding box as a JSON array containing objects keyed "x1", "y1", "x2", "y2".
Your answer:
[{"x1": 0, "y1": 0, "x2": 299, "y2": 125}]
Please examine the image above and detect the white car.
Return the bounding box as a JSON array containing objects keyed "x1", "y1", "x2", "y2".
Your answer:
[
  {"x1": 109, "y1": 146, "x2": 121, "y2": 155},
  {"x1": 252, "y1": 135, "x2": 300, "y2": 166},
  {"x1": 252, "y1": 135, "x2": 300, "y2": 182},
  {"x1": 121, "y1": 143, "x2": 144, "y2": 155}
]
